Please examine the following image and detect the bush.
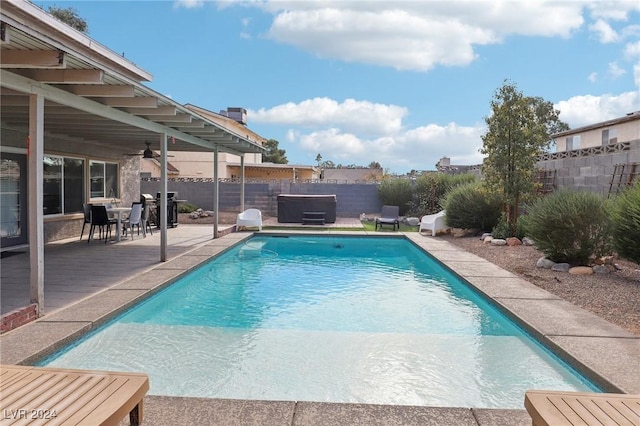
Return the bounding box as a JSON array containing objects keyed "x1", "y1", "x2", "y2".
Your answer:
[
  {"x1": 608, "y1": 183, "x2": 640, "y2": 263},
  {"x1": 378, "y1": 178, "x2": 413, "y2": 215},
  {"x1": 491, "y1": 214, "x2": 511, "y2": 239},
  {"x1": 442, "y1": 182, "x2": 502, "y2": 231},
  {"x1": 525, "y1": 189, "x2": 610, "y2": 265},
  {"x1": 408, "y1": 173, "x2": 477, "y2": 216},
  {"x1": 178, "y1": 202, "x2": 199, "y2": 213}
]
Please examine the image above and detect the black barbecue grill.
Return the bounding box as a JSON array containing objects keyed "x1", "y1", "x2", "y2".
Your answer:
[{"x1": 156, "y1": 191, "x2": 179, "y2": 228}]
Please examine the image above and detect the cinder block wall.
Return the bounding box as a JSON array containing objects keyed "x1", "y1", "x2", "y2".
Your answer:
[
  {"x1": 140, "y1": 180, "x2": 382, "y2": 217},
  {"x1": 536, "y1": 140, "x2": 640, "y2": 196}
]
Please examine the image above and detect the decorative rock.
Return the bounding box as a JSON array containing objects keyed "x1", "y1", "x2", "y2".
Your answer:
[
  {"x1": 491, "y1": 239, "x2": 507, "y2": 246},
  {"x1": 506, "y1": 237, "x2": 522, "y2": 246},
  {"x1": 452, "y1": 228, "x2": 477, "y2": 238},
  {"x1": 189, "y1": 212, "x2": 200, "y2": 219},
  {"x1": 592, "y1": 265, "x2": 610, "y2": 274},
  {"x1": 405, "y1": 217, "x2": 420, "y2": 226},
  {"x1": 522, "y1": 237, "x2": 535, "y2": 246},
  {"x1": 480, "y1": 233, "x2": 492, "y2": 241},
  {"x1": 551, "y1": 263, "x2": 571, "y2": 272},
  {"x1": 569, "y1": 266, "x2": 594, "y2": 275},
  {"x1": 483, "y1": 236, "x2": 493, "y2": 244},
  {"x1": 536, "y1": 257, "x2": 555, "y2": 269}
]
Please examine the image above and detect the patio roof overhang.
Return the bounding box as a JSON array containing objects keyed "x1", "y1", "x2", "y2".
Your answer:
[{"x1": 0, "y1": 0, "x2": 265, "y2": 156}]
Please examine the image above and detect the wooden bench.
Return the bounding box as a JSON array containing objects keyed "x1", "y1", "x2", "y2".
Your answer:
[
  {"x1": 524, "y1": 390, "x2": 640, "y2": 426},
  {"x1": 1, "y1": 364, "x2": 149, "y2": 425}
]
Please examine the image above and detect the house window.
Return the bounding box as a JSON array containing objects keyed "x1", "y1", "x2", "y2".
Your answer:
[
  {"x1": 43, "y1": 156, "x2": 85, "y2": 215},
  {"x1": 90, "y1": 161, "x2": 119, "y2": 198},
  {"x1": 566, "y1": 135, "x2": 581, "y2": 150},
  {"x1": 602, "y1": 128, "x2": 618, "y2": 145}
]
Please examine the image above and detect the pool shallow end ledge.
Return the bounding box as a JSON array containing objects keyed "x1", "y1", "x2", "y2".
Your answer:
[{"x1": 1, "y1": 231, "x2": 639, "y2": 424}]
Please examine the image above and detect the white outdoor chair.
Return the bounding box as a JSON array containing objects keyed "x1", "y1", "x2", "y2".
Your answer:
[
  {"x1": 419, "y1": 210, "x2": 448, "y2": 236},
  {"x1": 236, "y1": 208, "x2": 262, "y2": 231},
  {"x1": 122, "y1": 202, "x2": 144, "y2": 239}
]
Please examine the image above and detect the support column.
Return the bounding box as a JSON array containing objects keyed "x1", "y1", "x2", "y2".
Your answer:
[
  {"x1": 213, "y1": 147, "x2": 219, "y2": 238},
  {"x1": 28, "y1": 94, "x2": 44, "y2": 316},
  {"x1": 160, "y1": 133, "x2": 168, "y2": 261},
  {"x1": 240, "y1": 154, "x2": 245, "y2": 213}
]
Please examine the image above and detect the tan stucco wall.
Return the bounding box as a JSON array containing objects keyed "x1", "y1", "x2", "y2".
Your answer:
[{"x1": 555, "y1": 118, "x2": 640, "y2": 151}]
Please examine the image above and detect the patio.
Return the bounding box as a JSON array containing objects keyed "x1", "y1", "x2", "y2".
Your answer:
[{"x1": 1, "y1": 225, "x2": 639, "y2": 425}]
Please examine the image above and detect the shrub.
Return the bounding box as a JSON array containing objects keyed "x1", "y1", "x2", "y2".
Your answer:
[
  {"x1": 442, "y1": 182, "x2": 502, "y2": 231},
  {"x1": 607, "y1": 183, "x2": 640, "y2": 263},
  {"x1": 378, "y1": 178, "x2": 413, "y2": 215},
  {"x1": 491, "y1": 214, "x2": 511, "y2": 239},
  {"x1": 408, "y1": 173, "x2": 477, "y2": 216},
  {"x1": 525, "y1": 189, "x2": 610, "y2": 265},
  {"x1": 178, "y1": 202, "x2": 199, "y2": 213}
]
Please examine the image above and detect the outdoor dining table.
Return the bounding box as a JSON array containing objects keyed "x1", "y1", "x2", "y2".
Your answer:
[{"x1": 106, "y1": 206, "x2": 131, "y2": 242}]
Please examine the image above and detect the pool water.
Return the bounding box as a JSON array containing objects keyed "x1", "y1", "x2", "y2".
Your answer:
[{"x1": 42, "y1": 236, "x2": 598, "y2": 408}]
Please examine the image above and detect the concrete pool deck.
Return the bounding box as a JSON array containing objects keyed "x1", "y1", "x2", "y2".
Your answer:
[{"x1": 1, "y1": 226, "x2": 639, "y2": 425}]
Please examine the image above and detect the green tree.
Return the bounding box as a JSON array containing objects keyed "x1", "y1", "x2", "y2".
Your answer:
[
  {"x1": 47, "y1": 6, "x2": 88, "y2": 33},
  {"x1": 262, "y1": 139, "x2": 288, "y2": 164},
  {"x1": 315, "y1": 153, "x2": 323, "y2": 167},
  {"x1": 480, "y1": 80, "x2": 568, "y2": 233},
  {"x1": 368, "y1": 161, "x2": 382, "y2": 169}
]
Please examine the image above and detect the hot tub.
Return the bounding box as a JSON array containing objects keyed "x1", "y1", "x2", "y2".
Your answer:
[{"x1": 277, "y1": 194, "x2": 337, "y2": 223}]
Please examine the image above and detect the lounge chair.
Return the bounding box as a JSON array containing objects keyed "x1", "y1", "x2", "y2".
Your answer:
[
  {"x1": 419, "y1": 210, "x2": 448, "y2": 236},
  {"x1": 236, "y1": 208, "x2": 262, "y2": 231},
  {"x1": 0, "y1": 364, "x2": 149, "y2": 425},
  {"x1": 524, "y1": 390, "x2": 640, "y2": 426},
  {"x1": 375, "y1": 205, "x2": 400, "y2": 231}
]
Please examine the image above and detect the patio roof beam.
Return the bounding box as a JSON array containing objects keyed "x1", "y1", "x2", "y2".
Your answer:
[
  {"x1": 1, "y1": 49, "x2": 65, "y2": 68},
  {"x1": 124, "y1": 106, "x2": 177, "y2": 115},
  {"x1": 64, "y1": 84, "x2": 135, "y2": 97},
  {"x1": 14, "y1": 69, "x2": 104, "y2": 84},
  {"x1": 99, "y1": 97, "x2": 158, "y2": 108}
]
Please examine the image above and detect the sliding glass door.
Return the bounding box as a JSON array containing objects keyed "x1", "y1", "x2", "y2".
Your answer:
[{"x1": 0, "y1": 153, "x2": 27, "y2": 248}]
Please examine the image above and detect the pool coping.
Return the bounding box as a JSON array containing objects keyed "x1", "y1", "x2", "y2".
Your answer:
[{"x1": 1, "y1": 230, "x2": 638, "y2": 424}]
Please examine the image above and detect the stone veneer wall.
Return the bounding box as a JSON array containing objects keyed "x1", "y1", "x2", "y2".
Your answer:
[{"x1": 536, "y1": 140, "x2": 640, "y2": 196}]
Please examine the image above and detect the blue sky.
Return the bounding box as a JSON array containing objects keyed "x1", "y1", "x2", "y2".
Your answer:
[{"x1": 38, "y1": 1, "x2": 639, "y2": 173}]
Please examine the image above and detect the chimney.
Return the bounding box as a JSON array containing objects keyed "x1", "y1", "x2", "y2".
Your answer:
[{"x1": 225, "y1": 107, "x2": 247, "y2": 125}]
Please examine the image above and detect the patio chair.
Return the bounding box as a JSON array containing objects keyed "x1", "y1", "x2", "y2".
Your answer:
[
  {"x1": 142, "y1": 203, "x2": 154, "y2": 236},
  {"x1": 419, "y1": 210, "x2": 448, "y2": 236},
  {"x1": 88, "y1": 205, "x2": 116, "y2": 243},
  {"x1": 122, "y1": 202, "x2": 144, "y2": 239},
  {"x1": 79, "y1": 203, "x2": 92, "y2": 240},
  {"x1": 0, "y1": 364, "x2": 149, "y2": 426},
  {"x1": 375, "y1": 205, "x2": 400, "y2": 231},
  {"x1": 236, "y1": 208, "x2": 262, "y2": 231}
]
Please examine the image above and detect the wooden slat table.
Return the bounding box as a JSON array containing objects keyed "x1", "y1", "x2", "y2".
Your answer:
[
  {"x1": 525, "y1": 390, "x2": 640, "y2": 426},
  {"x1": 1, "y1": 365, "x2": 149, "y2": 425}
]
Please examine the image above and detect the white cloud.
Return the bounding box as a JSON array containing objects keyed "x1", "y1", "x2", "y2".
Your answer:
[
  {"x1": 173, "y1": 0, "x2": 205, "y2": 9},
  {"x1": 634, "y1": 64, "x2": 640, "y2": 87},
  {"x1": 257, "y1": 1, "x2": 584, "y2": 72},
  {"x1": 608, "y1": 61, "x2": 627, "y2": 79},
  {"x1": 588, "y1": 72, "x2": 598, "y2": 83},
  {"x1": 588, "y1": 0, "x2": 640, "y2": 21},
  {"x1": 554, "y1": 91, "x2": 640, "y2": 128},
  {"x1": 624, "y1": 40, "x2": 640, "y2": 60},
  {"x1": 251, "y1": 97, "x2": 485, "y2": 171},
  {"x1": 249, "y1": 98, "x2": 407, "y2": 135},
  {"x1": 589, "y1": 19, "x2": 620, "y2": 43}
]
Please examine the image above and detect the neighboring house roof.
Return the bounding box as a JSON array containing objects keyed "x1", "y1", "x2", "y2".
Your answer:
[
  {"x1": 552, "y1": 111, "x2": 640, "y2": 138},
  {"x1": 227, "y1": 162, "x2": 315, "y2": 171},
  {"x1": 184, "y1": 104, "x2": 267, "y2": 148},
  {"x1": 0, "y1": 0, "x2": 265, "y2": 156}
]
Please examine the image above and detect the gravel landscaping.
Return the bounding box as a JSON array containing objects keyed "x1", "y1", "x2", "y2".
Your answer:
[{"x1": 442, "y1": 234, "x2": 640, "y2": 337}]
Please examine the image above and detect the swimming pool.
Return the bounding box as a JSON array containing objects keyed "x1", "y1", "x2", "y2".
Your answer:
[{"x1": 41, "y1": 235, "x2": 598, "y2": 408}]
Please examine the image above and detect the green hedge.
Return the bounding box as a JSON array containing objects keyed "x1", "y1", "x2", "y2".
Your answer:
[
  {"x1": 378, "y1": 179, "x2": 413, "y2": 215},
  {"x1": 408, "y1": 173, "x2": 477, "y2": 216},
  {"x1": 525, "y1": 189, "x2": 610, "y2": 265},
  {"x1": 607, "y1": 183, "x2": 640, "y2": 263},
  {"x1": 442, "y1": 182, "x2": 502, "y2": 231}
]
